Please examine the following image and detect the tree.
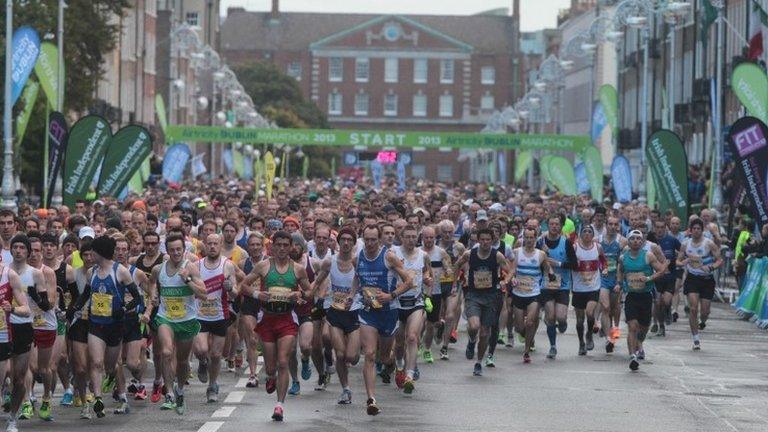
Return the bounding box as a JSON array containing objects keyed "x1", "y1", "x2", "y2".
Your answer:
[
  {"x1": 233, "y1": 62, "x2": 335, "y2": 178},
  {"x1": 0, "y1": 0, "x2": 129, "y2": 193}
]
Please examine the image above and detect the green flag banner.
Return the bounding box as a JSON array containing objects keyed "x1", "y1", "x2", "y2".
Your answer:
[
  {"x1": 98, "y1": 125, "x2": 153, "y2": 197},
  {"x1": 155, "y1": 94, "x2": 168, "y2": 133},
  {"x1": 548, "y1": 156, "x2": 578, "y2": 196},
  {"x1": 63, "y1": 115, "x2": 112, "y2": 207},
  {"x1": 34, "y1": 42, "x2": 59, "y2": 109},
  {"x1": 128, "y1": 170, "x2": 143, "y2": 194},
  {"x1": 16, "y1": 80, "x2": 39, "y2": 144},
  {"x1": 253, "y1": 159, "x2": 263, "y2": 194},
  {"x1": 165, "y1": 125, "x2": 590, "y2": 152},
  {"x1": 302, "y1": 156, "x2": 309, "y2": 178},
  {"x1": 647, "y1": 166, "x2": 656, "y2": 209},
  {"x1": 599, "y1": 84, "x2": 619, "y2": 134},
  {"x1": 233, "y1": 148, "x2": 245, "y2": 178},
  {"x1": 732, "y1": 63, "x2": 768, "y2": 125},
  {"x1": 514, "y1": 150, "x2": 532, "y2": 183},
  {"x1": 581, "y1": 145, "x2": 603, "y2": 202},
  {"x1": 646, "y1": 129, "x2": 689, "y2": 225},
  {"x1": 539, "y1": 155, "x2": 554, "y2": 189},
  {"x1": 264, "y1": 151, "x2": 276, "y2": 200}
]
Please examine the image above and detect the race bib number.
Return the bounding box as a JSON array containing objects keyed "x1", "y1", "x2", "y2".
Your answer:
[
  {"x1": 546, "y1": 273, "x2": 562, "y2": 290},
  {"x1": 0, "y1": 310, "x2": 5, "y2": 330},
  {"x1": 578, "y1": 271, "x2": 597, "y2": 285},
  {"x1": 268, "y1": 286, "x2": 293, "y2": 304},
  {"x1": 164, "y1": 297, "x2": 186, "y2": 320},
  {"x1": 362, "y1": 286, "x2": 382, "y2": 309},
  {"x1": 198, "y1": 299, "x2": 220, "y2": 318},
  {"x1": 331, "y1": 291, "x2": 348, "y2": 310},
  {"x1": 516, "y1": 275, "x2": 537, "y2": 293},
  {"x1": 440, "y1": 258, "x2": 454, "y2": 282},
  {"x1": 81, "y1": 301, "x2": 90, "y2": 320},
  {"x1": 91, "y1": 292, "x2": 113, "y2": 318},
  {"x1": 473, "y1": 270, "x2": 493, "y2": 290},
  {"x1": 33, "y1": 313, "x2": 46, "y2": 328},
  {"x1": 63, "y1": 292, "x2": 72, "y2": 309},
  {"x1": 606, "y1": 256, "x2": 617, "y2": 273},
  {"x1": 626, "y1": 272, "x2": 648, "y2": 292},
  {"x1": 688, "y1": 255, "x2": 702, "y2": 269}
]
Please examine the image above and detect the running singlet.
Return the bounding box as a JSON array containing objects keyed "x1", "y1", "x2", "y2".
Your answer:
[
  {"x1": 467, "y1": 248, "x2": 499, "y2": 292},
  {"x1": 10, "y1": 266, "x2": 34, "y2": 325},
  {"x1": 126, "y1": 266, "x2": 145, "y2": 315},
  {"x1": 656, "y1": 234, "x2": 681, "y2": 283},
  {"x1": 135, "y1": 253, "x2": 164, "y2": 279},
  {"x1": 88, "y1": 262, "x2": 125, "y2": 325},
  {"x1": 263, "y1": 260, "x2": 297, "y2": 314},
  {"x1": 542, "y1": 236, "x2": 571, "y2": 291},
  {"x1": 684, "y1": 239, "x2": 715, "y2": 277},
  {"x1": 324, "y1": 255, "x2": 359, "y2": 311},
  {"x1": 356, "y1": 247, "x2": 397, "y2": 311},
  {"x1": 573, "y1": 242, "x2": 601, "y2": 293},
  {"x1": 0, "y1": 267, "x2": 13, "y2": 343},
  {"x1": 512, "y1": 248, "x2": 543, "y2": 298},
  {"x1": 31, "y1": 273, "x2": 57, "y2": 331},
  {"x1": 600, "y1": 236, "x2": 621, "y2": 288},
  {"x1": 425, "y1": 246, "x2": 445, "y2": 296},
  {"x1": 157, "y1": 260, "x2": 198, "y2": 322},
  {"x1": 197, "y1": 258, "x2": 230, "y2": 322},
  {"x1": 621, "y1": 250, "x2": 653, "y2": 294},
  {"x1": 393, "y1": 248, "x2": 425, "y2": 309}
]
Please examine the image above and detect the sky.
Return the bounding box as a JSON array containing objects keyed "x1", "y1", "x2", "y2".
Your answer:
[{"x1": 220, "y1": 0, "x2": 571, "y2": 32}]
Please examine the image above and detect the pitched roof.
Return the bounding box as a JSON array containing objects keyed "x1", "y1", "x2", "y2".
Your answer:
[{"x1": 221, "y1": 10, "x2": 516, "y2": 54}]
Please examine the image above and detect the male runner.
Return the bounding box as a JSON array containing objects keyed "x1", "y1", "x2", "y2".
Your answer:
[
  {"x1": 0, "y1": 255, "x2": 30, "y2": 432},
  {"x1": 572, "y1": 226, "x2": 603, "y2": 355},
  {"x1": 651, "y1": 220, "x2": 681, "y2": 337},
  {"x1": 239, "y1": 232, "x2": 265, "y2": 388},
  {"x1": 420, "y1": 226, "x2": 450, "y2": 363},
  {"x1": 599, "y1": 216, "x2": 626, "y2": 353}
]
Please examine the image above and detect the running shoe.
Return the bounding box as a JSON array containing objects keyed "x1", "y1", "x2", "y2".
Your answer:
[
  {"x1": 375, "y1": 361, "x2": 383, "y2": 375},
  {"x1": 403, "y1": 378, "x2": 415, "y2": 394},
  {"x1": 288, "y1": 381, "x2": 300, "y2": 395},
  {"x1": 226, "y1": 360, "x2": 235, "y2": 373},
  {"x1": 366, "y1": 398, "x2": 380, "y2": 416},
  {"x1": 530, "y1": 339, "x2": 536, "y2": 352},
  {"x1": 271, "y1": 405, "x2": 283, "y2": 421},
  {"x1": 472, "y1": 362, "x2": 482, "y2": 376},
  {"x1": 395, "y1": 369, "x2": 406, "y2": 389},
  {"x1": 101, "y1": 374, "x2": 116, "y2": 394},
  {"x1": 206, "y1": 384, "x2": 219, "y2": 403},
  {"x1": 497, "y1": 331, "x2": 507, "y2": 346},
  {"x1": 38, "y1": 399, "x2": 52, "y2": 421},
  {"x1": 578, "y1": 343, "x2": 587, "y2": 356},
  {"x1": 465, "y1": 341, "x2": 476, "y2": 360},
  {"x1": 160, "y1": 394, "x2": 176, "y2": 411},
  {"x1": 515, "y1": 332, "x2": 525, "y2": 344},
  {"x1": 2, "y1": 393, "x2": 10, "y2": 412},
  {"x1": 449, "y1": 329, "x2": 458, "y2": 344},
  {"x1": 417, "y1": 345, "x2": 425, "y2": 359},
  {"x1": 413, "y1": 367, "x2": 420, "y2": 381},
  {"x1": 379, "y1": 364, "x2": 393, "y2": 384},
  {"x1": 301, "y1": 358, "x2": 312, "y2": 381},
  {"x1": 6, "y1": 418, "x2": 17, "y2": 432},
  {"x1": 246, "y1": 375, "x2": 258, "y2": 388},
  {"x1": 629, "y1": 354, "x2": 639, "y2": 371},
  {"x1": 235, "y1": 351, "x2": 244, "y2": 369},
  {"x1": 656, "y1": 326, "x2": 666, "y2": 337},
  {"x1": 197, "y1": 359, "x2": 209, "y2": 383},
  {"x1": 484, "y1": 354, "x2": 495, "y2": 368},
  {"x1": 174, "y1": 388, "x2": 185, "y2": 415},
  {"x1": 665, "y1": 309, "x2": 672, "y2": 325},
  {"x1": 547, "y1": 346, "x2": 557, "y2": 359},
  {"x1": 698, "y1": 321, "x2": 706, "y2": 330},
  {"x1": 79, "y1": 403, "x2": 92, "y2": 420},
  {"x1": 650, "y1": 323, "x2": 658, "y2": 334},
  {"x1": 439, "y1": 346, "x2": 449, "y2": 360},
  {"x1": 113, "y1": 400, "x2": 130, "y2": 415},
  {"x1": 127, "y1": 380, "x2": 139, "y2": 395},
  {"x1": 610, "y1": 326, "x2": 621, "y2": 341},
  {"x1": 557, "y1": 322, "x2": 568, "y2": 333},
  {"x1": 692, "y1": 340, "x2": 701, "y2": 351},
  {"x1": 523, "y1": 352, "x2": 531, "y2": 364},
  {"x1": 672, "y1": 311, "x2": 679, "y2": 322},
  {"x1": 134, "y1": 385, "x2": 148, "y2": 400},
  {"x1": 423, "y1": 349, "x2": 434, "y2": 364},
  {"x1": 338, "y1": 389, "x2": 352, "y2": 405},
  {"x1": 150, "y1": 383, "x2": 163, "y2": 403},
  {"x1": 605, "y1": 341, "x2": 615, "y2": 353},
  {"x1": 73, "y1": 396, "x2": 82, "y2": 408},
  {"x1": 86, "y1": 393, "x2": 94, "y2": 403},
  {"x1": 636, "y1": 349, "x2": 645, "y2": 360},
  {"x1": 592, "y1": 324, "x2": 600, "y2": 334},
  {"x1": 265, "y1": 377, "x2": 277, "y2": 394},
  {"x1": 586, "y1": 338, "x2": 595, "y2": 351},
  {"x1": 93, "y1": 397, "x2": 105, "y2": 418},
  {"x1": 315, "y1": 373, "x2": 328, "y2": 391},
  {"x1": 684, "y1": 305, "x2": 690, "y2": 316},
  {"x1": 18, "y1": 401, "x2": 32, "y2": 420},
  {"x1": 60, "y1": 391, "x2": 74, "y2": 406}
]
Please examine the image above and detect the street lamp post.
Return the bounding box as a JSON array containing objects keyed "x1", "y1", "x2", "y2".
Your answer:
[
  {"x1": 711, "y1": 0, "x2": 725, "y2": 209},
  {"x1": 51, "y1": 0, "x2": 66, "y2": 207},
  {"x1": 2, "y1": 0, "x2": 16, "y2": 210}
]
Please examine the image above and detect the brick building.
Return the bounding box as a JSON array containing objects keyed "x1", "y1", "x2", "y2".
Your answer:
[{"x1": 220, "y1": 1, "x2": 521, "y2": 182}]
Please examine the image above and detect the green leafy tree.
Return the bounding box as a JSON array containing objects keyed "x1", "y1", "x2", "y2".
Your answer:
[
  {"x1": 0, "y1": 0, "x2": 129, "y2": 194},
  {"x1": 233, "y1": 62, "x2": 334, "y2": 178}
]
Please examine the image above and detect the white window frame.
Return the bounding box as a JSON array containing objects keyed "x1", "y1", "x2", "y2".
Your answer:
[
  {"x1": 185, "y1": 11, "x2": 199, "y2": 27},
  {"x1": 481, "y1": 66, "x2": 496, "y2": 85},
  {"x1": 355, "y1": 58, "x2": 369, "y2": 83},
  {"x1": 384, "y1": 93, "x2": 398, "y2": 116},
  {"x1": 354, "y1": 92, "x2": 369, "y2": 116},
  {"x1": 412, "y1": 93, "x2": 427, "y2": 117},
  {"x1": 437, "y1": 165, "x2": 453, "y2": 182},
  {"x1": 413, "y1": 59, "x2": 428, "y2": 83},
  {"x1": 440, "y1": 59, "x2": 454, "y2": 84},
  {"x1": 329, "y1": 57, "x2": 343, "y2": 82},
  {"x1": 439, "y1": 94, "x2": 453, "y2": 117},
  {"x1": 480, "y1": 93, "x2": 494, "y2": 111},
  {"x1": 328, "y1": 92, "x2": 342, "y2": 115},
  {"x1": 287, "y1": 61, "x2": 302, "y2": 80},
  {"x1": 384, "y1": 58, "x2": 398, "y2": 83}
]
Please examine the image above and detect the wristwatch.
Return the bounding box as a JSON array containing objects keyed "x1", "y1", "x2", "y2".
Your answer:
[{"x1": 184, "y1": 276, "x2": 193, "y2": 283}]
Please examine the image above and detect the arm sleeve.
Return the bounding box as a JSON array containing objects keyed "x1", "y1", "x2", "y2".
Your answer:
[
  {"x1": 69, "y1": 284, "x2": 92, "y2": 315},
  {"x1": 124, "y1": 282, "x2": 141, "y2": 312},
  {"x1": 562, "y1": 239, "x2": 579, "y2": 270}
]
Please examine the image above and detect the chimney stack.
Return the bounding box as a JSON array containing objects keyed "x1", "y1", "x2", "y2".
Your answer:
[
  {"x1": 271, "y1": 0, "x2": 279, "y2": 21},
  {"x1": 512, "y1": 0, "x2": 520, "y2": 24}
]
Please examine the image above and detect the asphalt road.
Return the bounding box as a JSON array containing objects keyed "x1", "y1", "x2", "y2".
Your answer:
[{"x1": 17, "y1": 303, "x2": 768, "y2": 432}]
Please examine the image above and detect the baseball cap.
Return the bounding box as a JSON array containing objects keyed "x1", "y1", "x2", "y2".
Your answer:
[
  {"x1": 78, "y1": 226, "x2": 96, "y2": 239},
  {"x1": 476, "y1": 210, "x2": 489, "y2": 221},
  {"x1": 489, "y1": 203, "x2": 504, "y2": 213}
]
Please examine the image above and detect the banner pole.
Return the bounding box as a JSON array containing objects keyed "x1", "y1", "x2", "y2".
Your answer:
[{"x1": 43, "y1": 105, "x2": 50, "y2": 208}]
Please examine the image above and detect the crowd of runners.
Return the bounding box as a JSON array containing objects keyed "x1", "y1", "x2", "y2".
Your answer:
[{"x1": 0, "y1": 176, "x2": 738, "y2": 427}]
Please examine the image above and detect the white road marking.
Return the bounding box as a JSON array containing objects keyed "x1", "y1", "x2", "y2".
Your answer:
[
  {"x1": 211, "y1": 406, "x2": 237, "y2": 418},
  {"x1": 197, "y1": 422, "x2": 224, "y2": 432},
  {"x1": 224, "y1": 391, "x2": 245, "y2": 404}
]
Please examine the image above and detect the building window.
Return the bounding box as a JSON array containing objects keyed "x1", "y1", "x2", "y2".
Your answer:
[
  {"x1": 287, "y1": 62, "x2": 302, "y2": 80},
  {"x1": 328, "y1": 92, "x2": 342, "y2": 115},
  {"x1": 185, "y1": 12, "x2": 199, "y2": 27},
  {"x1": 481, "y1": 66, "x2": 495, "y2": 84},
  {"x1": 439, "y1": 94, "x2": 453, "y2": 117},
  {"x1": 384, "y1": 93, "x2": 398, "y2": 116},
  {"x1": 411, "y1": 164, "x2": 426, "y2": 178},
  {"x1": 413, "y1": 59, "x2": 427, "y2": 83},
  {"x1": 481, "y1": 93, "x2": 494, "y2": 111},
  {"x1": 440, "y1": 59, "x2": 454, "y2": 84},
  {"x1": 354, "y1": 92, "x2": 369, "y2": 115},
  {"x1": 437, "y1": 165, "x2": 453, "y2": 182},
  {"x1": 413, "y1": 93, "x2": 427, "y2": 117},
  {"x1": 384, "y1": 58, "x2": 398, "y2": 83},
  {"x1": 329, "y1": 57, "x2": 343, "y2": 82},
  {"x1": 355, "y1": 58, "x2": 369, "y2": 83}
]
